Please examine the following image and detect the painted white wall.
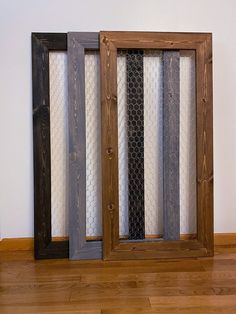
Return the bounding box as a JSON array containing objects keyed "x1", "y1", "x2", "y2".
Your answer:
[{"x1": 0, "y1": 0, "x2": 235, "y2": 238}]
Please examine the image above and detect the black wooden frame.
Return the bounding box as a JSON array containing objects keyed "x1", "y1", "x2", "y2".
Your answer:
[
  {"x1": 68, "y1": 32, "x2": 102, "y2": 259},
  {"x1": 32, "y1": 33, "x2": 69, "y2": 259}
]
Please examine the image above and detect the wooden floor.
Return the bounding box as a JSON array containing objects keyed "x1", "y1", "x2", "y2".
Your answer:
[{"x1": 1, "y1": 246, "x2": 236, "y2": 313}]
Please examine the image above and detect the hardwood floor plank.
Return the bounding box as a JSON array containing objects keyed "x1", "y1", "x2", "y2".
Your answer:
[
  {"x1": 150, "y1": 295, "x2": 236, "y2": 307},
  {"x1": 0, "y1": 304, "x2": 101, "y2": 314},
  {"x1": 1, "y1": 247, "x2": 236, "y2": 313},
  {"x1": 102, "y1": 307, "x2": 236, "y2": 314}
]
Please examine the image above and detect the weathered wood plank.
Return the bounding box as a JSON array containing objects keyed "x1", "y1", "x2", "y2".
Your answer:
[
  {"x1": 68, "y1": 32, "x2": 102, "y2": 260},
  {"x1": 196, "y1": 35, "x2": 214, "y2": 255},
  {"x1": 126, "y1": 50, "x2": 145, "y2": 240},
  {"x1": 100, "y1": 35, "x2": 120, "y2": 260},
  {"x1": 163, "y1": 50, "x2": 180, "y2": 241},
  {"x1": 32, "y1": 33, "x2": 69, "y2": 259}
]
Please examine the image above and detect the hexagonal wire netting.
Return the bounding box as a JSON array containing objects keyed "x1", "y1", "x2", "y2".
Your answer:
[
  {"x1": 117, "y1": 49, "x2": 197, "y2": 240},
  {"x1": 85, "y1": 51, "x2": 102, "y2": 238},
  {"x1": 49, "y1": 52, "x2": 69, "y2": 238},
  {"x1": 49, "y1": 49, "x2": 196, "y2": 241}
]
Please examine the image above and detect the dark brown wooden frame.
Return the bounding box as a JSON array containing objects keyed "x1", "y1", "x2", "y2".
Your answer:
[
  {"x1": 100, "y1": 31, "x2": 213, "y2": 260},
  {"x1": 68, "y1": 32, "x2": 102, "y2": 260},
  {"x1": 32, "y1": 33, "x2": 69, "y2": 259}
]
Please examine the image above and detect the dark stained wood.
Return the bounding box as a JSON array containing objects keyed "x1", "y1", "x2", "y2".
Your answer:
[
  {"x1": 68, "y1": 32, "x2": 102, "y2": 260},
  {"x1": 163, "y1": 51, "x2": 180, "y2": 240},
  {"x1": 196, "y1": 35, "x2": 214, "y2": 256},
  {"x1": 32, "y1": 33, "x2": 69, "y2": 259},
  {"x1": 126, "y1": 50, "x2": 145, "y2": 240},
  {"x1": 100, "y1": 31, "x2": 213, "y2": 260},
  {"x1": 32, "y1": 33, "x2": 67, "y2": 50},
  {"x1": 100, "y1": 37, "x2": 119, "y2": 259}
]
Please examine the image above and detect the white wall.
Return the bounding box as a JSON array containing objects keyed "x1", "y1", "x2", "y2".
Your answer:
[{"x1": 0, "y1": 0, "x2": 236, "y2": 238}]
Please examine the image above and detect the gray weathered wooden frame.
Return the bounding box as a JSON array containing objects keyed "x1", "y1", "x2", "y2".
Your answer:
[{"x1": 68, "y1": 32, "x2": 102, "y2": 259}]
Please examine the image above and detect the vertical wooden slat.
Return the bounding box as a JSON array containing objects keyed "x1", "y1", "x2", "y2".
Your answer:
[
  {"x1": 163, "y1": 51, "x2": 180, "y2": 241},
  {"x1": 32, "y1": 33, "x2": 69, "y2": 259},
  {"x1": 68, "y1": 34, "x2": 86, "y2": 259},
  {"x1": 196, "y1": 37, "x2": 214, "y2": 255},
  {"x1": 127, "y1": 50, "x2": 145, "y2": 240},
  {"x1": 32, "y1": 35, "x2": 51, "y2": 257},
  {"x1": 100, "y1": 36, "x2": 119, "y2": 259},
  {"x1": 68, "y1": 32, "x2": 101, "y2": 260}
]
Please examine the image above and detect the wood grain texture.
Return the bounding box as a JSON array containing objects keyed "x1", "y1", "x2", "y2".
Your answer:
[
  {"x1": 195, "y1": 35, "x2": 214, "y2": 256},
  {"x1": 32, "y1": 33, "x2": 69, "y2": 259},
  {"x1": 100, "y1": 36, "x2": 119, "y2": 259},
  {"x1": 0, "y1": 238, "x2": 34, "y2": 251},
  {"x1": 126, "y1": 50, "x2": 145, "y2": 240},
  {"x1": 163, "y1": 51, "x2": 180, "y2": 240},
  {"x1": 1, "y1": 233, "x2": 232, "y2": 252},
  {"x1": 67, "y1": 32, "x2": 102, "y2": 260},
  {"x1": 0, "y1": 245, "x2": 235, "y2": 313},
  {"x1": 100, "y1": 31, "x2": 213, "y2": 260}
]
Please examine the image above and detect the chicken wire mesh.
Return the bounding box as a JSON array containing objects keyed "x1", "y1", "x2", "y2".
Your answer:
[
  {"x1": 179, "y1": 50, "x2": 197, "y2": 235},
  {"x1": 49, "y1": 52, "x2": 69, "y2": 238},
  {"x1": 144, "y1": 51, "x2": 164, "y2": 237},
  {"x1": 85, "y1": 51, "x2": 102, "y2": 238},
  {"x1": 49, "y1": 51, "x2": 102, "y2": 239},
  {"x1": 49, "y1": 49, "x2": 196, "y2": 241},
  {"x1": 126, "y1": 50, "x2": 145, "y2": 239},
  {"x1": 117, "y1": 49, "x2": 197, "y2": 240},
  {"x1": 117, "y1": 52, "x2": 129, "y2": 237}
]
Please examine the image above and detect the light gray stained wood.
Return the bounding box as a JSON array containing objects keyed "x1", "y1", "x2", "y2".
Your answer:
[
  {"x1": 68, "y1": 32, "x2": 102, "y2": 260},
  {"x1": 163, "y1": 51, "x2": 180, "y2": 241}
]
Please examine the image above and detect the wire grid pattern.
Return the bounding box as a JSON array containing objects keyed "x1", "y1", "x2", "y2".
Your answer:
[
  {"x1": 126, "y1": 50, "x2": 145, "y2": 239},
  {"x1": 117, "y1": 50, "x2": 197, "y2": 238},
  {"x1": 144, "y1": 51, "x2": 163, "y2": 236},
  {"x1": 117, "y1": 52, "x2": 129, "y2": 236},
  {"x1": 179, "y1": 50, "x2": 197, "y2": 234},
  {"x1": 49, "y1": 52, "x2": 69, "y2": 237},
  {"x1": 85, "y1": 51, "x2": 102, "y2": 237},
  {"x1": 48, "y1": 50, "x2": 196, "y2": 239}
]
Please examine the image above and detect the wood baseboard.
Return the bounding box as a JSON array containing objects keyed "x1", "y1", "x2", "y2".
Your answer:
[
  {"x1": 214, "y1": 233, "x2": 236, "y2": 246},
  {"x1": 0, "y1": 238, "x2": 34, "y2": 251},
  {"x1": 0, "y1": 233, "x2": 236, "y2": 252},
  {"x1": 0, "y1": 237, "x2": 68, "y2": 251}
]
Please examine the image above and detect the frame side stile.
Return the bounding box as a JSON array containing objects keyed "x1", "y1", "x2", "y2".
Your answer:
[
  {"x1": 196, "y1": 35, "x2": 213, "y2": 255},
  {"x1": 100, "y1": 33, "x2": 119, "y2": 259},
  {"x1": 32, "y1": 34, "x2": 51, "y2": 259},
  {"x1": 68, "y1": 33, "x2": 86, "y2": 259},
  {"x1": 32, "y1": 33, "x2": 69, "y2": 259},
  {"x1": 100, "y1": 34, "x2": 111, "y2": 259},
  {"x1": 206, "y1": 35, "x2": 214, "y2": 255},
  {"x1": 68, "y1": 32, "x2": 102, "y2": 260},
  {"x1": 110, "y1": 42, "x2": 120, "y2": 250}
]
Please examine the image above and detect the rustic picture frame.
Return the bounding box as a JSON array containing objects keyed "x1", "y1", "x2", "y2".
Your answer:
[
  {"x1": 100, "y1": 31, "x2": 213, "y2": 260},
  {"x1": 68, "y1": 32, "x2": 102, "y2": 259},
  {"x1": 32, "y1": 33, "x2": 69, "y2": 259}
]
